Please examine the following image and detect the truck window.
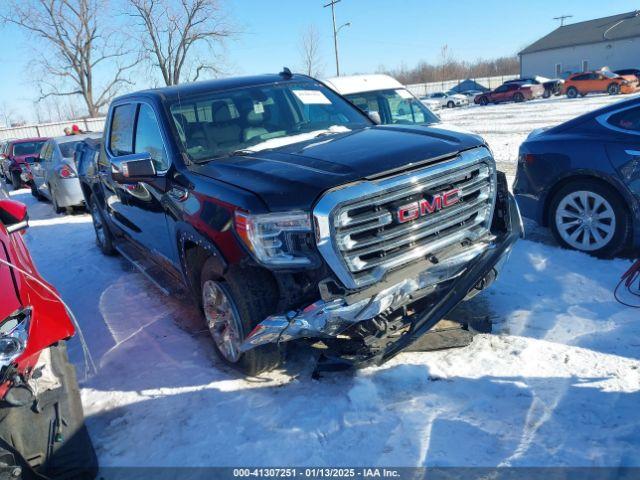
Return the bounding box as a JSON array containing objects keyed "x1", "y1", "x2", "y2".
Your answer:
[
  {"x1": 135, "y1": 104, "x2": 169, "y2": 171},
  {"x1": 110, "y1": 104, "x2": 135, "y2": 156},
  {"x1": 344, "y1": 89, "x2": 438, "y2": 126}
]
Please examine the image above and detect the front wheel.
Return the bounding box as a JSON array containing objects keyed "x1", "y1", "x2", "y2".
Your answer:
[
  {"x1": 514, "y1": 93, "x2": 525, "y2": 102},
  {"x1": 542, "y1": 89, "x2": 551, "y2": 99},
  {"x1": 607, "y1": 83, "x2": 620, "y2": 95},
  {"x1": 447, "y1": 101, "x2": 455, "y2": 108},
  {"x1": 200, "y1": 261, "x2": 282, "y2": 376},
  {"x1": 479, "y1": 96, "x2": 489, "y2": 106},
  {"x1": 566, "y1": 87, "x2": 578, "y2": 98},
  {"x1": 549, "y1": 180, "x2": 630, "y2": 257}
]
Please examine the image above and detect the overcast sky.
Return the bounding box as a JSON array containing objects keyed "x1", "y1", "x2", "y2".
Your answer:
[{"x1": 0, "y1": 0, "x2": 636, "y2": 123}]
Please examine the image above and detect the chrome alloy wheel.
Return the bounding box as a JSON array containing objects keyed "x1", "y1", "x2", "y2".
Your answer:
[
  {"x1": 555, "y1": 190, "x2": 616, "y2": 251},
  {"x1": 202, "y1": 281, "x2": 243, "y2": 363}
]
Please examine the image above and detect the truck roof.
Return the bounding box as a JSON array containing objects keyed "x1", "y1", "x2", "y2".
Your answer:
[
  {"x1": 324, "y1": 74, "x2": 405, "y2": 95},
  {"x1": 114, "y1": 73, "x2": 317, "y2": 103}
]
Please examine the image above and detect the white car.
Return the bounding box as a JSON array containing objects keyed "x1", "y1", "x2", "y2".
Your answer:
[
  {"x1": 420, "y1": 92, "x2": 469, "y2": 109},
  {"x1": 324, "y1": 74, "x2": 440, "y2": 126}
]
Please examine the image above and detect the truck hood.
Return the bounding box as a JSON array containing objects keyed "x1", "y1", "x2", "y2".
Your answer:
[{"x1": 192, "y1": 125, "x2": 485, "y2": 211}]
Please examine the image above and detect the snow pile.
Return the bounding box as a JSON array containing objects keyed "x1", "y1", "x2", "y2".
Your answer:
[{"x1": 4, "y1": 92, "x2": 639, "y2": 467}]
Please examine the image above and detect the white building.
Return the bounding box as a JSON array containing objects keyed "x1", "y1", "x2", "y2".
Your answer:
[{"x1": 519, "y1": 11, "x2": 640, "y2": 78}]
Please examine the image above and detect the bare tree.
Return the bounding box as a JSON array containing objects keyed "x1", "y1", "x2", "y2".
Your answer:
[
  {"x1": 1, "y1": 0, "x2": 137, "y2": 117},
  {"x1": 299, "y1": 25, "x2": 323, "y2": 77},
  {"x1": 128, "y1": 0, "x2": 232, "y2": 86}
]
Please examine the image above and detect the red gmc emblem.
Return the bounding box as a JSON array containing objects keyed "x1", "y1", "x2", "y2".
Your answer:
[{"x1": 396, "y1": 189, "x2": 461, "y2": 224}]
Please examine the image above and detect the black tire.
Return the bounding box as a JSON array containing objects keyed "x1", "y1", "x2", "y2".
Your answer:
[
  {"x1": 89, "y1": 198, "x2": 116, "y2": 255},
  {"x1": 607, "y1": 83, "x2": 620, "y2": 95},
  {"x1": 566, "y1": 87, "x2": 578, "y2": 98},
  {"x1": 11, "y1": 171, "x2": 21, "y2": 190},
  {"x1": 548, "y1": 179, "x2": 631, "y2": 258},
  {"x1": 447, "y1": 100, "x2": 455, "y2": 108},
  {"x1": 513, "y1": 93, "x2": 525, "y2": 102},
  {"x1": 30, "y1": 182, "x2": 44, "y2": 201},
  {"x1": 0, "y1": 343, "x2": 98, "y2": 480},
  {"x1": 200, "y1": 260, "x2": 282, "y2": 376},
  {"x1": 542, "y1": 89, "x2": 551, "y2": 99},
  {"x1": 479, "y1": 96, "x2": 489, "y2": 106}
]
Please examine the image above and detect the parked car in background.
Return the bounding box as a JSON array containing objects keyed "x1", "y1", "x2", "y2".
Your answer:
[
  {"x1": 474, "y1": 82, "x2": 544, "y2": 105},
  {"x1": 324, "y1": 74, "x2": 440, "y2": 125},
  {"x1": 29, "y1": 133, "x2": 100, "y2": 213},
  {"x1": 562, "y1": 70, "x2": 639, "y2": 98},
  {"x1": 503, "y1": 76, "x2": 564, "y2": 98},
  {"x1": 0, "y1": 196, "x2": 97, "y2": 479},
  {"x1": 0, "y1": 138, "x2": 48, "y2": 190},
  {"x1": 81, "y1": 71, "x2": 521, "y2": 375},
  {"x1": 420, "y1": 91, "x2": 469, "y2": 109},
  {"x1": 614, "y1": 68, "x2": 640, "y2": 82},
  {"x1": 514, "y1": 96, "x2": 640, "y2": 257},
  {"x1": 459, "y1": 89, "x2": 484, "y2": 99}
]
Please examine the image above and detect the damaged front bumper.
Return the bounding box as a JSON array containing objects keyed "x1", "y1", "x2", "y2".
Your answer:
[{"x1": 240, "y1": 179, "x2": 523, "y2": 362}]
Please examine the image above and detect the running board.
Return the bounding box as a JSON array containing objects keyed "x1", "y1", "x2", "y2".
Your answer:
[{"x1": 115, "y1": 243, "x2": 175, "y2": 296}]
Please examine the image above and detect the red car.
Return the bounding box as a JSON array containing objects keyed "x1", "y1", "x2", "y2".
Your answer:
[
  {"x1": 0, "y1": 138, "x2": 48, "y2": 190},
  {"x1": 0, "y1": 199, "x2": 97, "y2": 479},
  {"x1": 474, "y1": 83, "x2": 544, "y2": 106}
]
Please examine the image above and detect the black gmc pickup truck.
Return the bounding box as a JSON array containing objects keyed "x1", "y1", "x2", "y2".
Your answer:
[{"x1": 79, "y1": 71, "x2": 522, "y2": 375}]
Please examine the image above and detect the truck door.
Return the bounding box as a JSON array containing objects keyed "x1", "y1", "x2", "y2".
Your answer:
[{"x1": 102, "y1": 101, "x2": 177, "y2": 265}]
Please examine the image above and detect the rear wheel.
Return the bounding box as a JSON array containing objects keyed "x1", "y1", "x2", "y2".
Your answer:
[
  {"x1": 49, "y1": 184, "x2": 65, "y2": 214},
  {"x1": 200, "y1": 261, "x2": 282, "y2": 376},
  {"x1": 607, "y1": 83, "x2": 620, "y2": 95},
  {"x1": 542, "y1": 89, "x2": 551, "y2": 99},
  {"x1": 89, "y1": 198, "x2": 115, "y2": 255},
  {"x1": 0, "y1": 343, "x2": 98, "y2": 480},
  {"x1": 11, "y1": 171, "x2": 21, "y2": 190},
  {"x1": 566, "y1": 86, "x2": 578, "y2": 98},
  {"x1": 549, "y1": 180, "x2": 630, "y2": 257}
]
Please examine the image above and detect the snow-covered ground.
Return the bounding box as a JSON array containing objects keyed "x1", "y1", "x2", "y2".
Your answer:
[{"x1": 3, "y1": 92, "x2": 639, "y2": 468}]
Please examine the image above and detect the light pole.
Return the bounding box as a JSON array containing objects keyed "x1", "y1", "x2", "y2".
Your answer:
[{"x1": 324, "y1": 0, "x2": 350, "y2": 76}]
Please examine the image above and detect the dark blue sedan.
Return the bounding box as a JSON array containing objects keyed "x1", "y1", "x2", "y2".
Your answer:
[{"x1": 514, "y1": 96, "x2": 640, "y2": 257}]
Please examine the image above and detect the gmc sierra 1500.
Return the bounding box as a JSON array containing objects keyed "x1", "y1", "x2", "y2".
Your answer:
[{"x1": 80, "y1": 70, "x2": 522, "y2": 375}]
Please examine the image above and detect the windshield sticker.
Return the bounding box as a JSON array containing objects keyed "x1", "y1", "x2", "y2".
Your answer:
[
  {"x1": 292, "y1": 90, "x2": 331, "y2": 105},
  {"x1": 395, "y1": 89, "x2": 413, "y2": 99},
  {"x1": 253, "y1": 102, "x2": 265, "y2": 114}
]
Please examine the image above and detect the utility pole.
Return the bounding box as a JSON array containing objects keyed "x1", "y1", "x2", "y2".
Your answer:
[
  {"x1": 553, "y1": 15, "x2": 573, "y2": 27},
  {"x1": 324, "y1": 0, "x2": 349, "y2": 76}
]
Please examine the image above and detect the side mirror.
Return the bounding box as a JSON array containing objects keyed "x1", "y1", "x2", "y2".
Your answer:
[
  {"x1": 368, "y1": 111, "x2": 382, "y2": 125},
  {"x1": 110, "y1": 153, "x2": 157, "y2": 184},
  {"x1": 0, "y1": 200, "x2": 28, "y2": 234}
]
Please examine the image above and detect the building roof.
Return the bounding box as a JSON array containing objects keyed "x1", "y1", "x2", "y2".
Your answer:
[{"x1": 520, "y1": 10, "x2": 640, "y2": 55}]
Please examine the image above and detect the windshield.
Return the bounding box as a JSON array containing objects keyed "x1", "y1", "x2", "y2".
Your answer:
[
  {"x1": 13, "y1": 141, "x2": 45, "y2": 156},
  {"x1": 344, "y1": 89, "x2": 439, "y2": 126},
  {"x1": 169, "y1": 82, "x2": 370, "y2": 162},
  {"x1": 59, "y1": 140, "x2": 80, "y2": 158},
  {"x1": 602, "y1": 70, "x2": 618, "y2": 79}
]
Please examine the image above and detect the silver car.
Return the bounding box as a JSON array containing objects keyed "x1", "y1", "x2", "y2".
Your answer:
[{"x1": 30, "y1": 133, "x2": 101, "y2": 213}]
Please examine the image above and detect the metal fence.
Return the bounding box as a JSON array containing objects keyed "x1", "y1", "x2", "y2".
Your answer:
[
  {"x1": 0, "y1": 117, "x2": 106, "y2": 141},
  {"x1": 406, "y1": 74, "x2": 519, "y2": 97}
]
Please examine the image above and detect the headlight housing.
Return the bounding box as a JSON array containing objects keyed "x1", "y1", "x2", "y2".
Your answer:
[
  {"x1": 0, "y1": 307, "x2": 31, "y2": 368},
  {"x1": 234, "y1": 211, "x2": 318, "y2": 267}
]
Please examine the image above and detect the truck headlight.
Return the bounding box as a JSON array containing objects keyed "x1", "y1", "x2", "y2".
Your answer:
[
  {"x1": 0, "y1": 307, "x2": 30, "y2": 367},
  {"x1": 235, "y1": 211, "x2": 317, "y2": 267}
]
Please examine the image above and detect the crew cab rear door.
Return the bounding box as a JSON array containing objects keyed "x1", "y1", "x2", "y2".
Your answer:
[{"x1": 102, "y1": 100, "x2": 177, "y2": 265}]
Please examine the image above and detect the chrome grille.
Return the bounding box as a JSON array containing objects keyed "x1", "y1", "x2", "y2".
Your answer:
[{"x1": 314, "y1": 147, "x2": 496, "y2": 289}]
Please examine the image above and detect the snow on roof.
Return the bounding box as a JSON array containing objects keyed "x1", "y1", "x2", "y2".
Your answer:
[{"x1": 324, "y1": 74, "x2": 405, "y2": 95}]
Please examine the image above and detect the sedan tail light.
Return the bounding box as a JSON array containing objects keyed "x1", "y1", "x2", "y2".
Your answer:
[{"x1": 58, "y1": 165, "x2": 77, "y2": 178}]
